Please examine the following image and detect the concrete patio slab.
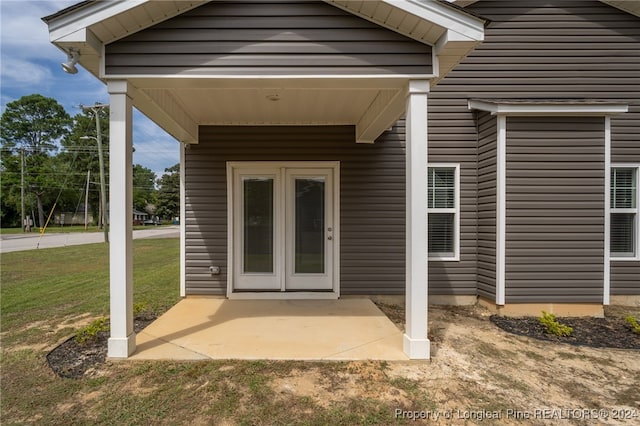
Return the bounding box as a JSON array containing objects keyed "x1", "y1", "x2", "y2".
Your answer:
[{"x1": 130, "y1": 298, "x2": 408, "y2": 361}]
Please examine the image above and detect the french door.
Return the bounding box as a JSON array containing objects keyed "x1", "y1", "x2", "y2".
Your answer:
[{"x1": 229, "y1": 162, "x2": 338, "y2": 294}]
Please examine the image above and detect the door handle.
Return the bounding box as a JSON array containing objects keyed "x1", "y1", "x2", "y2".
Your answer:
[{"x1": 328, "y1": 236, "x2": 333, "y2": 241}]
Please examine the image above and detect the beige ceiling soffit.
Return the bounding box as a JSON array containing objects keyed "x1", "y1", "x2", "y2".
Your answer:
[
  {"x1": 326, "y1": 0, "x2": 484, "y2": 43},
  {"x1": 46, "y1": 1, "x2": 208, "y2": 43},
  {"x1": 137, "y1": 89, "x2": 199, "y2": 144},
  {"x1": 601, "y1": 0, "x2": 640, "y2": 18},
  {"x1": 356, "y1": 89, "x2": 405, "y2": 143}
]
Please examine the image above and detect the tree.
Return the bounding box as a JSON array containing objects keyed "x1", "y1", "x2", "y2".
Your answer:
[
  {"x1": 133, "y1": 164, "x2": 157, "y2": 212},
  {"x1": 60, "y1": 107, "x2": 110, "y2": 225},
  {"x1": 1, "y1": 94, "x2": 72, "y2": 228},
  {"x1": 155, "y1": 163, "x2": 180, "y2": 220}
]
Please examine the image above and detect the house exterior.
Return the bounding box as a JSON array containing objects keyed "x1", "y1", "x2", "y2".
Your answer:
[
  {"x1": 133, "y1": 209, "x2": 148, "y2": 225},
  {"x1": 44, "y1": 0, "x2": 639, "y2": 360}
]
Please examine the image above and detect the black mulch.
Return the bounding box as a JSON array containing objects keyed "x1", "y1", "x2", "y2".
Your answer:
[
  {"x1": 46, "y1": 313, "x2": 157, "y2": 379},
  {"x1": 490, "y1": 315, "x2": 640, "y2": 350}
]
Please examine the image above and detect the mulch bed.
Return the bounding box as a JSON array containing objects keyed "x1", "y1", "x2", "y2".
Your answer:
[
  {"x1": 47, "y1": 309, "x2": 639, "y2": 379},
  {"x1": 490, "y1": 315, "x2": 640, "y2": 350},
  {"x1": 46, "y1": 313, "x2": 157, "y2": 379}
]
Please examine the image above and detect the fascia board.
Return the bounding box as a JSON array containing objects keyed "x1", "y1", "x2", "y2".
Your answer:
[
  {"x1": 47, "y1": 0, "x2": 147, "y2": 42},
  {"x1": 397, "y1": 0, "x2": 485, "y2": 41}
]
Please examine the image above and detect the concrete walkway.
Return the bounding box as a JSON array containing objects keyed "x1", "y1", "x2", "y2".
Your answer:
[
  {"x1": 0, "y1": 226, "x2": 179, "y2": 253},
  {"x1": 131, "y1": 298, "x2": 408, "y2": 361}
]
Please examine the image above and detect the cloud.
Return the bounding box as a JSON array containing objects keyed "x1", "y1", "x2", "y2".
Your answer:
[
  {"x1": 0, "y1": 58, "x2": 52, "y2": 86},
  {"x1": 0, "y1": 1, "x2": 180, "y2": 175},
  {"x1": 1, "y1": 1, "x2": 76, "y2": 61}
]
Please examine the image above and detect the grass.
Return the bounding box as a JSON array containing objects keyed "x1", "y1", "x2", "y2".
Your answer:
[
  {"x1": 0, "y1": 239, "x2": 432, "y2": 425},
  {"x1": 1, "y1": 239, "x2": 180, "y2": 348}
]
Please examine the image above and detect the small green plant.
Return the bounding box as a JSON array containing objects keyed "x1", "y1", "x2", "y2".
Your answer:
[
  {"x1": 625, "y1": 315, "x2": 640, "y2": 334},
  {"x1": 133, "y1": 302, "x2": 148, "y2": 316},
  {"x1": 539, "y1": 311, "x2": 573, "y2": 337},
  {"x1": 76, "y1": 317, "x2": 110, "y2": 345}
]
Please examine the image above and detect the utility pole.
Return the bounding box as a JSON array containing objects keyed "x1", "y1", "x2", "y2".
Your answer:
[
  {"x1": 20, "y1": 148, "x2": 25, "y2": 232},
  {"x1": 81, "y1": 103, "x2": 109, "y2": 243},
  {"x1": 84, "y1": 170, "x2": 90, "y2": 230}
]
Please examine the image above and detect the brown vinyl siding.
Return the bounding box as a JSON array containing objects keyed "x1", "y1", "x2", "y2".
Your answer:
[
  {"x1": 426, "y1": 97, "x2": 480, "y2": 296},
  {"x1": 476, "y1": 111, "x2": 497, "y2": 300},
  {"x1": 105, "y1": 1, "x2": 432, "y2": 76},
  {"x1": 505, "y1": 117, "x2": 605, "y2": 303},
  {"x1": 185, "y1": 125, "x2": 407, "y2": 295},
  {"x1": 428, "y1": 0, "x2": 640, "y2": 302},
  {"x1": 610, "y1": 262, "x2": 640, "y2": 295},
  {"x1": 610, "y1": 111, "x2": 640, "y2": 297}
]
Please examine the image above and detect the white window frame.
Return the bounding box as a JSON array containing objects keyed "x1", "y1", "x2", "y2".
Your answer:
[
  {"x1": 610, "y1": 164, "x2": 640, "y2": 261},
  {"x1": 427, "y1": 163, "x2": 460, "y2": 261}
]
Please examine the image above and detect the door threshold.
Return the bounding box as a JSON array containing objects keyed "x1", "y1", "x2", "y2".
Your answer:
[{"x1": 228, "y1": 291, "x2": 339, "y2": 300}]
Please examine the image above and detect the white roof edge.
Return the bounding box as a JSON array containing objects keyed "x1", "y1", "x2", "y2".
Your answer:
[
  {"x1": 46, "y1": 0, "x2": 209, "y2": 43},
  {"x1": 394, "y1": 0, "x2": 485, "y2": 41},
  {"x1": 468, "y1": 99, "x2": 630, "y2": 116},
  {"x1": 46, "y1": 0, "x2": 146, "y2": 42}
]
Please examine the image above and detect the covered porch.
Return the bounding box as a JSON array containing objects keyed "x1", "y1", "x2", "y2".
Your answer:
[
  {"x1": 43, "y1": 0, "x2": 485, "y2": 360},
  {"x1": 131, "y1": 298, "x2": 407, "y2": 360}
]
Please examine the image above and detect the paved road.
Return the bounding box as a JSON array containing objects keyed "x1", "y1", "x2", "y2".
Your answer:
[{"x1": 0, "y1": 226, "x2": 180, "y2": 253}]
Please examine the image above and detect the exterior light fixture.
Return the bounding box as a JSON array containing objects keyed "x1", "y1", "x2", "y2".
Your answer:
[{"x1": 61, "y1": 48, "x2": 80, "y2": 74}]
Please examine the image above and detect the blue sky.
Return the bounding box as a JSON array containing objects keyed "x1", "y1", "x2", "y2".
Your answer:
[{"x1": 0, "y1": 0, "x2": 180, "y2": 178}]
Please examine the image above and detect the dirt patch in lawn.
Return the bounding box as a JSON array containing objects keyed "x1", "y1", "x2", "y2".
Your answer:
[{"x1": 39, "y1": 303, "x2": 640, "y2": 425}]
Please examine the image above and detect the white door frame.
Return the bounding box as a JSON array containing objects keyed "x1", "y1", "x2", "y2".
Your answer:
[{"x1": 226, "y1": 161, "x2": 340, "y2": 299}]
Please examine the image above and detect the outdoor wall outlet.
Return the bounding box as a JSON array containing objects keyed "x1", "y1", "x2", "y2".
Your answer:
[{"x1": 209, "y1": 266, "x2": 220, "y2": 275}]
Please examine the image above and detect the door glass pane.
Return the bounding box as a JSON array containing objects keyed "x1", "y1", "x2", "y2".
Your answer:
[
  {"x1": 295, "y1": 178, "x2": 325, "y2": 273},
  {"x1": 243, "y1": 178, "x2": 273, "y2": 273}
]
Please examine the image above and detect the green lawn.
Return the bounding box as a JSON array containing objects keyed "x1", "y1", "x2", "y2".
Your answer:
[
  {"x1": 0, "y1": 239, "x2": 422, "y2": 425},
  {"x1": 1, "y1": 239, "x2": 180, "y2": 348}
]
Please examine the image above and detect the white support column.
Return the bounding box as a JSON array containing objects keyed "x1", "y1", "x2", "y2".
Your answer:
[
  {"x1": 180, "y1": 143, "x2": 187, "y2": 297},
  {"x1": 496, "y1": 115, "x2": 507, "y2": 306},
  {"x1": 404, "y1": 80, "x2": 430, "y2": 359},
  {"x1": 603, "y1": 116, "x2": 611, "y2": 305},
  {"x1": 107, "y1": 80, "x2": 136, "y2": 358}
]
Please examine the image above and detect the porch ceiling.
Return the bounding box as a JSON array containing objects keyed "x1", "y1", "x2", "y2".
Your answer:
[{"x1": 130, "y1": 77, "x2": 409, "y2": 144}]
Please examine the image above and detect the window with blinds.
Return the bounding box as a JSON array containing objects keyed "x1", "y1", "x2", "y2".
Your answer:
[
  {"x1": 611, "y1": 167, "x2": 638, "y2": 258},
  {"x1": 428, "y1": 166, "x2": 458, "y2": 259}
]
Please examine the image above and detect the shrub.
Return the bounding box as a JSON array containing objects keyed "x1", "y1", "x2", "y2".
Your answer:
[
  {"x1": 538, "y1": 311, "x2": 573, "y2": 337},
  {"x1": 626, "y1": 315, "x2": 640, "y2": 334},
  {"x1": 76, "y1": 317, "x2": 109, "y2": 345},
  {"x1": 133, "y1": 302, "x2": 148, "y2": 316}
]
